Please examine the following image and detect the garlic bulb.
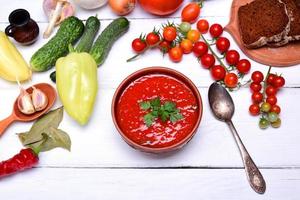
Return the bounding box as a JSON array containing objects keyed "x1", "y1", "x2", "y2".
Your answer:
[
  {"x1": 74, "y1": 0, "x2": 107, "y2": 9},
  {"x1": 17, "y1": 88, "x2": 35, "y2": 115},
  {"x1": 32, "y1": 87, "x2": 48, "y2": 111}
]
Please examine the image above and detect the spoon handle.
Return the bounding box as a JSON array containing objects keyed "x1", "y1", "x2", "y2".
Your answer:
[
  {"x1": 0, "y1": 114, "x2": 15, "y2": 137},
  {"x1": 227, "y1": 120, "x2": 266, "y2": 194}
]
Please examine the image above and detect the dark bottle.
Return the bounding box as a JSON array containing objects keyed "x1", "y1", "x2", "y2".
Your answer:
[{"x1": 5, "y1": 9, "x2": 39, "y2": 45}]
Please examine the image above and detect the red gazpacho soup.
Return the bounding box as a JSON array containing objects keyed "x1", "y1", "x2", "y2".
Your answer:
[{"x1": 116, "y1": 74, "x2": 199, "y2": 148}]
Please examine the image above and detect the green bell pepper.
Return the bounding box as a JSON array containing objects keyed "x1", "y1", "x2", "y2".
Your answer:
[{"x1": 56, "y1": 48, "x2": 98, "y2": 125}]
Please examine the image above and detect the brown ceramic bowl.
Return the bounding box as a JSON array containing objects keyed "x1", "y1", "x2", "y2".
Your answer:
[{"x1": 111, "y1": 67, "x2": 203, "y2": 153}]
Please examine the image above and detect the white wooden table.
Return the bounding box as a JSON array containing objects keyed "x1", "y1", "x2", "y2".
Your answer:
[{"x1": 1, "y1": 0, "x2": 300, "y2": 199}]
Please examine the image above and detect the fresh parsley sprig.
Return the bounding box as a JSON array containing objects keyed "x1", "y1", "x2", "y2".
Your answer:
[{"x1": 139, "y1": 97, "x2": 183, "y2": 127}]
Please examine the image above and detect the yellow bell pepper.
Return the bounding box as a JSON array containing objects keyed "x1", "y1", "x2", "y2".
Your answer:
[
  {"x1": 56, "y1": 48, "x2": 98, "y2": 125},
  {"x1": 0, "y1": 31, "x2": 31, "y2": 82}
]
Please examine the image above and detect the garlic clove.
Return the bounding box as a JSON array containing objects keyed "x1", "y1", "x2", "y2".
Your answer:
[
  {"x1": 31, "y1": 87, "x2": 48, "y2": 111},
  {"x1": 17, "y1": 87, "x2": 35, "y2": 115}
]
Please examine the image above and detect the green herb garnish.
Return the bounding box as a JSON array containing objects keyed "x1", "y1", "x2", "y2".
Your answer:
[{"x1": 139, "y1": 97, "x2": 183, "y2": 127}]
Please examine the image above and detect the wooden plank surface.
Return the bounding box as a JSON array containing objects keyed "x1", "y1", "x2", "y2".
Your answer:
[{"x1": 0, "y1": 0, "x2": 299, "y2": 199}]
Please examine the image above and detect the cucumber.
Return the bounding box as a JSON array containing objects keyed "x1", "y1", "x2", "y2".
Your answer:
[
  {"x1": 90, "y1": 17, "x2": 130, "y2": 66},
  {"x1": 30, "y1": 16, "x2": 84, "y2": 72},
  {"x1": 76, "y1": 16, "x2": 100, "y2": 53}
]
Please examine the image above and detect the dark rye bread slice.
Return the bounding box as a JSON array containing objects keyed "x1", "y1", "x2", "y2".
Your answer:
[{"x1": 238, "y1": 0, "x2": 290, "y2": 49}]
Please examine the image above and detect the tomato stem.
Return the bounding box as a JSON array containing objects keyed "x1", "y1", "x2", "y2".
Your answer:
[{"x1": 262, "y1": 66, "x2": 272, "y2": 100}]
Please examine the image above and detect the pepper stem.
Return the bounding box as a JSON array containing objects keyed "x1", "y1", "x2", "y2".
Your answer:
[{"x1": 68, "y1": 44, "x2": 75, "y2": 53}]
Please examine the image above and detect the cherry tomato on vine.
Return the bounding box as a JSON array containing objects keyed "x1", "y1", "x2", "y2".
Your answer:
[
  {"x1": 132, "y1": 38, "x2": 147, "y2": 53},
  {"x1": 159, "y1": 40, "x2": 171, "y2": 53},
  {"x1": 270, "y1": 105, "x2": 281, "y2": 114},
  {"x1": 216, "y1": 37, "x2": 230, "y2": 53},
  {"x1": 266, "y1": 86, "x2": 277, "y2": 96},
  {"x1": 273, "y1": 76, "x2": 285, "y2": 88},
  {"x1": 266, "y1": 95, "x2": 277, "y2": 106},
  {"x1": 250, "y1": 82, "x2": 262, "y2": 92},
  {"x1": 193, "y1": 41, "x2": 208, "y2": 57},
  {"x1": 187, "y1": 29, "x2": 200, "y2": 43},
  {"x1": 201, "y1": 54, "x2": 215, "y2": 69},
  {"x1": 267, "y1": 73, "x2": 276, "y2": 85},
  {"x1": 197, "y1": 19, "x2": 209, "y2": 34},
  {"x1": 169, "y1": 46, "x2": 183, "y2": 63},
  {"x1": 249, "y1": 104, "x2": 260, "y2": 116},
  {"x1": 179, "y1": 22, "x2": 191, "y2": 33},
  {"x1": 210, "y1": 65, "x2": 226, "y2": 81},
  {"x1": 261, "y1": 102, "x2": 271, "y2": 113},
  {"x1": 225, "y1": 50, "x2": 240, "y2": 65},
  {"x1": 146, "y1": 32, "x2": 160, "y2": 46},
  {"x1": 209, "y1": 23, "x2": 223, "y2": 38},
  {"x1": 251, "y1": 71, "x2": 264, "y2": 83},
  {"x1": 236, "y1": 59, "x2": 251, "y2": 74},
  {"x1": 252, "y1": 92, "x2": 263, "y2": 103},
  {"x1": 180, "y1": 39, "x2": 193, "y2": 54},
  {"x1": 259, "y1": 118, "x2": 270, "y2": 129},
  {"x1": 271, "y1": 118, "x2": 281, "y2": 128},
  {"x1": 224, "y1": 73, "x2": 238, "y2": 88},
  {"x1": 163, "y1": 26, "x2": 177, "y2": 42},
  {"x1": 181, "y1": 2, "x2": 201, "y2": 23}
]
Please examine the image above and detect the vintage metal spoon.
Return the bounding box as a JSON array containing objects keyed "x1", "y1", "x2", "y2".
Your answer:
[{"x1": 208, "y1": 82, "x2": 266, "y2": 194}]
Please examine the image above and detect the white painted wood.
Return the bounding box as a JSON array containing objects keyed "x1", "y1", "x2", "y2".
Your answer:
[
  {"x1": 0, "y1": 0, "x2": 300, "y2": 199},
  {"x1": 0, "y1": 168, "x2": 300, "y2": 200}
]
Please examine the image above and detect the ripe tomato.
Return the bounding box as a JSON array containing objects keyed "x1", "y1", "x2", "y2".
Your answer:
[
  {"x1": 168, "y1": 46, "x2": 183, "y2": 63},
  {"x1": 180, "y1": 39, "x2": 193, "y2": 54},
  {"x1": 193, "y1": 41, "x2": 208, "y2": 57},
  {"x1": 251, "y1": 71, "x2": 264, "y2": 83},
  {"x1": 209, "y1": 24, "x2": 223, "y2": 38},
  {"x1": 270, "y1": 105, "x2": 281, "y2": 114},
  {"x1": 224, "y1": 73, "x2": 238, "y2": 88},
  {"x1": 197, "y1": 19, "x2": 209, "y2": 34},
  {"x1": 273, "y1": 76, "x2": 285, "y2": 88},
  {"x1": 138, "y1": 0, "x2": 183, "y2": 16},
  {"x1": 187, "y1": 29, "x2": 200, "y2": 43},
  {"x1": 201, "y1": 54, "x2": 215, "y2": 69},
  {"x1": 163, "y1": 26, "x2": 177, "y2": 42},
  {"x1": 225, "y1": 50, "x2": 240, "y2": 65},
  {"x1": 252, "y1": 92, "x2": 263, "y2": 103},
  {"x1": 236, "y1": 59, "x2": 251, "y2": 74},
  {"x1": 181, "y1": 2, "x2": 201, "y2": 23},
  {"x1": 210, "y1": 65, "x2": 226, "y2": 81},
  {"x1": 216, "y1": 37, "x2": 230, "y2": 53},
  {"x1": 146, "y1": 32, "x2": 160, "y2": 46},
  {"x1": 250, "y1": 82, "x2": 262, "y2": 92},
  {"x1": 159, "y1": 40, "x2": 171, "y2": 53},
  {"x1": 249, "y1": 104, "x2": 260, "y2": 116},
  {"x1": 267, "y1": 73, "x2": 276, "y2": 85},
  {"x1": 266, "y1": 86, "x2": 277, "y2": 96},
  {"x1": 266, "y1": 95, "x2": 277, "y2": 105},
  {"x1": 132, "y1": 38, "x2": 147, "y2": 53}
]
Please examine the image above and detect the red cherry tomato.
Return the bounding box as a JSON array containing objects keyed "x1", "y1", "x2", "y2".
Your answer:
[
  {"x1": 225, "y1": 50, "x2": 240, "y2": 65},
  {"x1": 236, "y1": 59, "x2": 251, "y2": 74},
  {"x1": 216, "y1": 37, "x2": 230, "y2": 53},
  {"x1": 181, "y1": 2, "x2": 201, "y2": 23},
  {"x1": 197, "y1": 19, "x2": 209, "y2": 34},
  {"x1": 132, "y1": 38, "x2": 147, "y2": 53},
  {"x1": 163, "y1": 26, "x2": 177, "y2": 42},
  {"x1": 252, "y1": 92, "x2": 263, "y2": 103},
  {"x1": 267, "y1": 73, "x2": 276, "y2": 85},
  {"x1": 180, "y1": 39, "x2": 193, "y2": 54},
  {"x1": 273, "y1": 76, "x2": 285, "y2": 88},
  {"x1": 249, "y1": 104, "x2": 260, "y2": 116},
  {"x1": 201, "y1": 54, "x2": 215, "y2": 69},
  {"x1": 224, "y1": 73, "x2": 238, "y2": 88},
  {"x1": 168, "y1": 46, "x2": 183, "y2": 62},
  {"x1": 266, "y1": 95, "x2": 277, "y2": 105},
  {"x1": 146, "y1": 32, "x2": 160, "y2": 46},
  {"x1": 270, "y1": 105, "x2": 281, "y2": 114},
  {"x1": 251, "y1": 71, "x2": 264, "y2": 83},
  {"x1": 266, "y1": 86, "x2": 277, "y2": 96},
  {"x1": 210, "y1": 65, "x2": 226, "y2": 81},
  {"x1": 159, "y1": 40, "x2": 171, "y2": 53},
  {"x1": 250, "y1": 82, "x2": 262, "y2": 92},
  {"x1": 193, "y1": 41, "x2": 208, "y2": 57},
  {"x1": 209, "y1": 23, "x2": 223, "y2": 38}
]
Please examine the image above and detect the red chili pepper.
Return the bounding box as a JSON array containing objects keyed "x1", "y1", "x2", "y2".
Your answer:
[{"x1": 0, "y1": 148, "x2": 38, "y2": 178}]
